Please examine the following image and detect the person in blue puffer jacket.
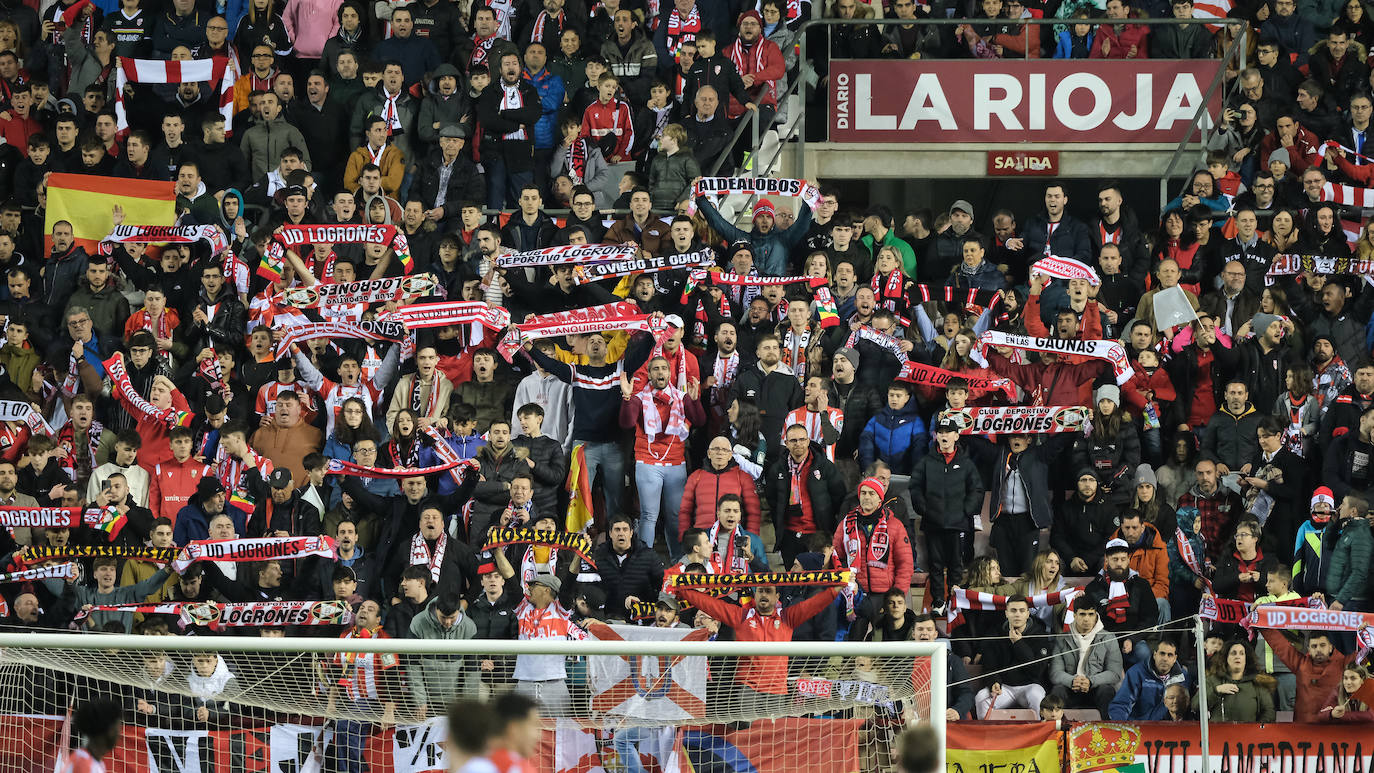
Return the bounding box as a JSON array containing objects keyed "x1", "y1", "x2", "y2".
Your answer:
[
  {"x1": 522, "y1": 46, "x2": 566, "y2": 190},
  {"x1": 858, "y1": 382, "x2": 929, "y2": 476},
  {"x1": 1109, "y1": 638, "x2": 1192, "y2": 720}
]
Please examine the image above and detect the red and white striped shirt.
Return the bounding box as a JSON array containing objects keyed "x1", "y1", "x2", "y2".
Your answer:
[
  {"x1": 60, "y1": 750, "x2": 106, "y2": 773},
  {"x1": 782, "y1": 406, "x2": 844, "y2": 461}
]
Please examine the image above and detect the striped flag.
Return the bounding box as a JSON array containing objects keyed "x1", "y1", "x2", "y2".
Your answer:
[
  {"x1": 45, "y1": 173, "x2": 174, "y2": 255},
  {"x1": 1192, "y1": 0, "x2": 1232, "y2": 31},
  {"x1": 115, "y1": 56, "x2": 236, "y2": 136},
  {"x1": 1344, "y1": 216, "x2": 1366, "y2": 252},
  {"x1": 1323, "y1": 181, "x2": 1374, "y2": 208}
]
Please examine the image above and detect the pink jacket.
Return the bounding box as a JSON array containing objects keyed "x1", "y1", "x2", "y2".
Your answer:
[{"x1": 283, "y1": 0, "x2": 342, "y2": 59}]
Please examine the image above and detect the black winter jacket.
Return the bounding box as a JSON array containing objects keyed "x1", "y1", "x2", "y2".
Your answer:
[
  {"x1": 981, "y1": 617, "x2": 1051, "y2": 687},
  {"x1": 1051, "y1": 493, "x2": 1120, "y2": 572},
  {"x1": 909, "y1": 447, "x2": 984, "y2": 530},
  {"x1": 732, "y1": 363, "x2": 804, "y2": 452},
  {"x1": 590, "y1": 537, "x2": 665, "y2": 618},
  {"x1": 764, "y1": 445, "x2": 847, "y2": 536},
  {"x1": 513, "y1": 435, "x2": 568, "y2": 518}
]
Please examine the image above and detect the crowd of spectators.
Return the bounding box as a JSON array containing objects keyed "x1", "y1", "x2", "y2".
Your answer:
[{"x1": 0, "y1": 0, "x2": 1369, "y2": 754}]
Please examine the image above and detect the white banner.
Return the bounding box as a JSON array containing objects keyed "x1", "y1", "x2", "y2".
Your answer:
[
  {"x1": 585, "y1": 623, "x2": 709, "y2": 721},
  {"x1": 270, "y1": 723, "x2": 329, "y2": 773},
  {"x1": 144, "y1": 728, "x2": 210, "y2": 773},
  {"x1": 392, "y1": 717, "x2": 449, "y2": 773}
]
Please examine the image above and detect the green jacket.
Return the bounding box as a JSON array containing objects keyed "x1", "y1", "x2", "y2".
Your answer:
[
  {"x1": 1193, "y1": 672, "x2": 1276, "y2": 723},
  {"x1": 1327, "y1": 516, "x2": 1372, "y2": 606},
  {"x1": 862, "y1": 229, "x2": 917, "y2": 278}
]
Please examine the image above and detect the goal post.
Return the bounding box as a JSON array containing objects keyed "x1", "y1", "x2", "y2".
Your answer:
[{"x1": 0, "y1": 631, "x2": 947, "y2": 772}]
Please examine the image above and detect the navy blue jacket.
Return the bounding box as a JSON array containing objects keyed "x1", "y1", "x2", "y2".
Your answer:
[{"x1": 858, "y1": 406, "x2": 929, "y2": 475}]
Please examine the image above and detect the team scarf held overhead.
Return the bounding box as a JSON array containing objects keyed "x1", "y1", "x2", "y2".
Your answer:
[
  {"x1": 0, "y1": 563, "x2": 77, "y2": 583},
  {"x1": 482, "y1": 528, "x2": 597, "y2": 566},
  {"x1": 704, "y1": 272, "x2": 827, "y2": 289},
  {"x1": 572, "y1": 250, "x2": 715, "y2": 285},
  {"x1": 16, "y1": 545, "x2": 179, "y2": 567},
  {"x1": 419, "y1": 425, "x2": 469, "y2": 486},
  {"x1": 947, "y1": 585, "x2": 1084, "y2": 629},
  {"x1": 115, "y1": 57, "x2": 234, "y2": 136},
  {"x1": 0, "y1": 505, "x2": 127, "y2": 539},
  {"x1": 1267, "y1": 254, "x2": 1374, "y2": 278},
  {"x1": 272, "y1": 320, "x2": 405, "y2": 358},
  {"x1": 846, "y1": 326, "x2": 907, "y2": 364},
  {"x1": 326, "y1": 457, "x2": 473, "y2": 480},
  {"x1": 692, "y1": 177, "x2": 822, "y2": 210},
  {"x1": 946, "y1": 405, "x2": 1090, "y2": 435},
  {"x1": 669, "y1": 569, "x2": 852, "y2": 589},
  {"x1": 273, "y1": 274, "x2": 439, "y2": 308},
  {"x1": 100, "y1": 225, "x2": 230, "y2": 256},
  {"x1": 896, "y1": 361, "x2": 1016, "y2": 400},
  {"x1": 379, "y1": 301, "x2": 512, "y2": 332},
  {"x1": 277, "y1": 224, "x2": 414, "y2": 274},
  {"x1": 496, "y1": 243, "x2": 639, "y2": 269},
  {"x1": 170, "y1": 536, "x2": 337, "y2": 573},
  {"x1": 75, "y1": 599, "x2": 355, "y2": 631},
  {"x1": 1200, "y1": 595, "x2": 1324, "y2": 626},
  {"x1": 103, "y1": 354, "x2": 195, "y2": 429},
  {"x1": 498, "y1": 302, "x2": 666, "y2": 361},
  {"x1": 1029, "y1": 256, "x2": 1102, "y2": 286},
  {"x1": 979, "y1": 330, "x2": 1135, "y2": 385},
  {"x1": 910, "y1": 285, "x2": 1004, "y2": 314}
]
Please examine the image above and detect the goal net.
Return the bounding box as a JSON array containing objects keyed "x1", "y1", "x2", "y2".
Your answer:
[{"x1": 0, "y1": 628, "x2": 945, "y2": 773}]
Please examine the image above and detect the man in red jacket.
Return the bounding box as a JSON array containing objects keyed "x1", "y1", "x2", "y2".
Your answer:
[
  {"x1": 147, "y1": 426, "x2": 212, "y2": 527},
  {"x1": 724, "y1": 11, "x2": 784, "y2": 121},
  {"x1": 833, "y1": 476, "x2": 913, "y2": 620},
  {"x1": 673, "y1": 580, "x2": 840, "y2": 713},
  {"x1": 1260, "y1": 628, "x2": 1361, "y2": 722}
]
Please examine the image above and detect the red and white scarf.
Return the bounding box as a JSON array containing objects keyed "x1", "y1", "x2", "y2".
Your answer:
[
  {"x1": 410, "y1": 531, "x2": 448, "y2": 582},
  {"x1": 104, "y1": 354, "x2": 194, "y2": 428},
  {"x1": 379, "y1": 301, "x2": 511, "y2": 331},
  {"x1": 326, "y1": 457, "x2": 471, "y2": 479},
  {"x1": 871, "y1": 269, "x2": 905, "y2": 302},
  {"x1": 845, "y1": 326, "x2": 906, "y2": 364},
  {"x1": 273, "y1": 320, "x2": 404, "y2": 359},
  {"x1": 409, "y1": 373, "x2": 442, "y2": 417},
  {"x1": 979, "y1": 330, "x2": 1134, "y2": 385},
  {"x1": 705, "y1": 272, "x2": 826, "y2": 288},
  {"x1": 115, "y1": 57, "x2": 235, "y2": 136},
  {"x1": 707, "y1": 521, "x2": 747, "y2": 573},
  {"x1": 665, "y1": 5, "x2": 701, "y2": 57},
  {"x1": 1030, "y1": 256, "x2": 1101, "y2": 286},
  {"x1": 840, "y1": 511, "x2": 891, "y2": 570},
  {"x1": 170, "y1": 536, "x2": 336, "y2": 573},
  {"x1": 781, "y1": 326, "x2": 811, "y2": 383},
  {"x1": 564, "y1": 137, "x2": 589, "y2": 184},
  {"x1": 897, "y1": 361, "x2": 1016, "y2": 400},
  {"x1": 638, "y1": 385, "x2": 689, "y2": 441},
  {"x1": 529, "y1": 10, "x2": 563, "y2": 42},
  {"x1": 470, "y1": 35, "x2": 498, "y2": 67}
]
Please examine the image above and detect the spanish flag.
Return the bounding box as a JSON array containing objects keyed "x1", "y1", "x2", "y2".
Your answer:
[
  {"x1": 44, "y1": 173, "x2": 175, "y2": 255},
  {"x1": 948, "y1": 722, "x2": 1061, "y2": 772},
  {"x1": 565, "y1": 444, "x2": 594, "y2": 534}
]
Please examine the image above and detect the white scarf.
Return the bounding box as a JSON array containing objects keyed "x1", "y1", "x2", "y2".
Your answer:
[
  {"x1": 500, "y1": 83, "x2": 527, "y2": 140},
  {"x1": 368, "y1": 141, "x2": 387, "y2": 166},
  {"x1": 188, "y1": 656, "x2": 234, "y2": 699},
  {"x1": 1070, "y1": 618, "x2": 1104, "y2": 676},
  {"x1": 410, "y1": 531, "x2": 447, "y2": 582},
  {"x1": 382, "y1": 89, "x2": 402, "y2": 133},
  {"x1": 638, "y1": 385, "x2": 689, "y2": 441}
]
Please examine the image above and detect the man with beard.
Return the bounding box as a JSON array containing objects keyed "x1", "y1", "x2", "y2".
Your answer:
[
  {"x1": 1177, "y1": 457, "x2": 1244, "y2": 563},
  {"x1": 1260, "y1": 625, "x2": 1360, "y2": 721},
  {"x1": 827, "y1": 347, "x2": 882, "y2": 486},
  {"x1": 925, "y1": 200, "x2": 980, "y2": 283},
  {"x1": 184, "y1": 263, "x2": 246, "y2": 355},
  {"x1": 620, "y1": 356, "x2": 706, "y2": 556},
  {"x1": 732, "y1": 335, "x2": 804, "y2": 460},
  {"x1": 1051, "y1": 470, "x2": 1119, "y2": 575},
  {"x1": 1308, "y1": 281, "x2": 1364, "y2": 366},
  {"x1": 1324, "y1": 407, "x2": 1374, "y2": 502},
  {"x1": 1086, "y1": 538, "x2": 1158, "y2": 668},
  {"x1": 1312, "y1": 335, "x2": 1352, "y2": 415},
  {"x1": 1010, "y1": 183, "x2": 1092, "y2": 262},
  {"x1": 696, "y1": 191, "x2": 813, "y2": 277},
  {"x1": 385, "y1": 347, "x2": 454, "y2": 429},
  {"x1": 477, "y1": 52, "x2": 542, "y2": 209},
  {"x1": 1089, "y1": 183, "x2": 1149, "y2": 281},
  {"x1": 833, "y1": 476, "x2": 912, "y2": 620},
  {"x1": 1201, "y1": 260, "x2": 1261, "y2": 338},
  {"x1": 1167, "y1": 313, "x2": 1239, "y2": 431},
  {"x1": 700, "y1": 320, "x2": 743, "y2": 429},
  {"x1": 387, "y1": 503, "x2": 477, "y2": 600}
]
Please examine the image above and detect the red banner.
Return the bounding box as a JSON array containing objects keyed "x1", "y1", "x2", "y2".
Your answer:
[{"x1": 828, "y1": 60, "x2": 1222, "y2": 143}]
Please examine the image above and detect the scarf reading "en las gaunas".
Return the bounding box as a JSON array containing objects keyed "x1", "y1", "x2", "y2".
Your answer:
[
  {"x1": 980, "y1": 330, "x2": 1134, "y2": 385},
  {"x1": 170, "y1": 536, "x2": 337, "y2": 573},
  {"x1": 483, "y1": 528, "x2": 596, "y2": 565},
  {"x1": 669, "y1": 569, "x2": 852, "y2": 589}
]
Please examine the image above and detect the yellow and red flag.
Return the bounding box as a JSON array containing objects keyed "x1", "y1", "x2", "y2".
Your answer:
[
  {"x1": 565, "y1": 443, "x2": 594, "y2": 534},
  {"x1": 949, "y1": 721, "x2": 1061, "y2": 773},
  {"x1": 44, "y1": 173, "x2": 175, "y2": 255}
]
